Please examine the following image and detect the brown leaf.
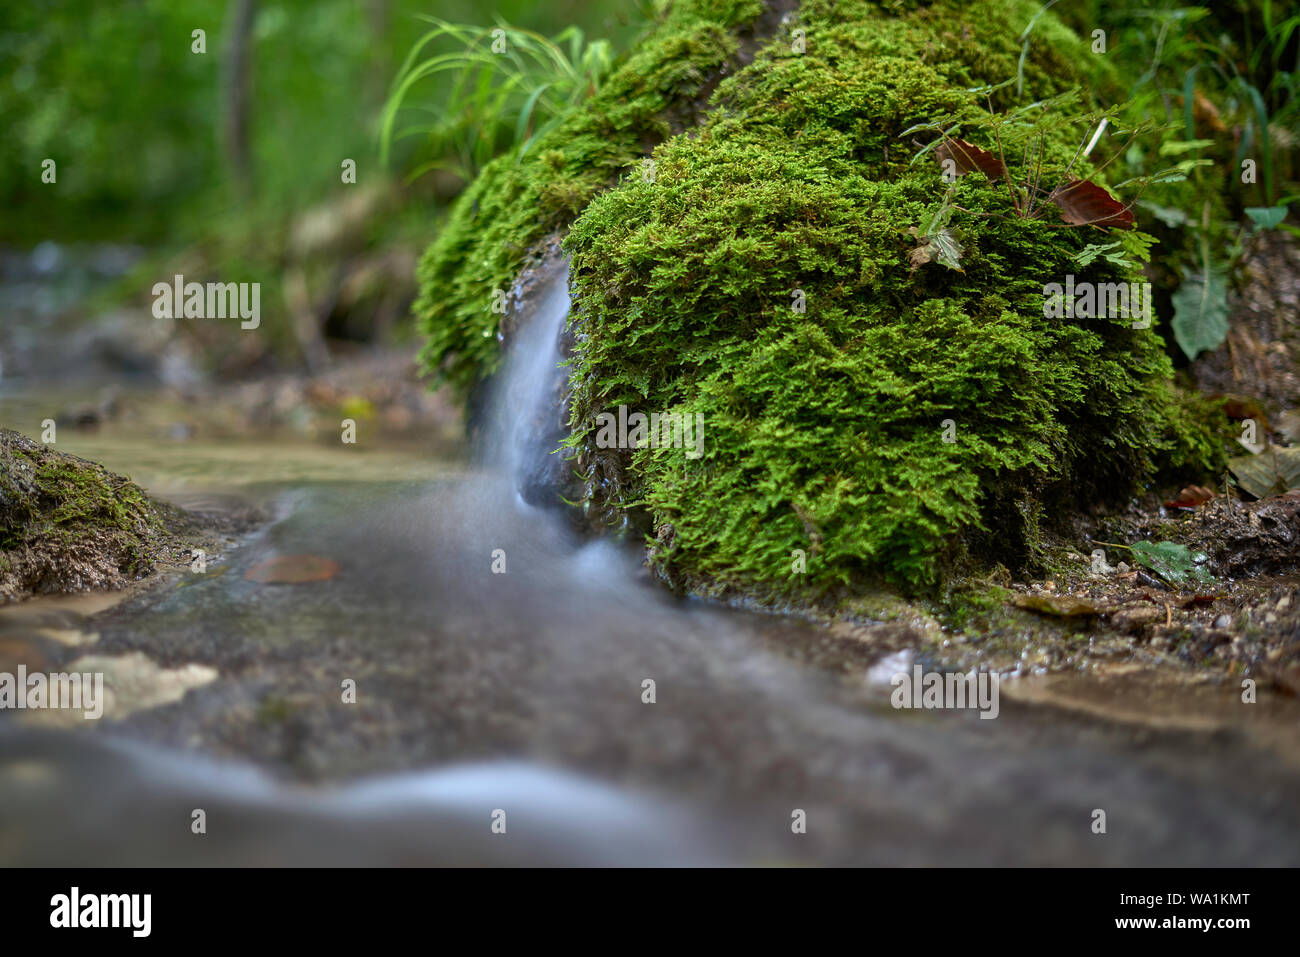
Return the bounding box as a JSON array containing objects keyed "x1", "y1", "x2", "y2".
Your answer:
[
  {"x1": 935, "y1": 138, "x2": 1007, "y2": 181},
  {"x1": 245, "y1": 555, "x2": 341, "y2": 584},
  {"x1": 1164, "y1": 485, "x2": 1216, "y2": 509},
  {"x1": 1048, "y1": 178, "x2": 1134, "y2": 229},
  {"x1": 1217, "y1": 394, "x2": 1269, "y2": 426}
]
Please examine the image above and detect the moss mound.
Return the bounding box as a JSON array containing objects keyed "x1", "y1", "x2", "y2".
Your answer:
[
  {"x1": 0, "y1": 429, "x2": 179, "y2": 603},
  {"x1": 417, "y1": 0, "x2": 1220, "y2": 600}
]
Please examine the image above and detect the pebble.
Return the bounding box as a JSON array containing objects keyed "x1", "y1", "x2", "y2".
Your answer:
[{"x1": 1213, "y1": 615, "x2": 1232, "y2": 629}]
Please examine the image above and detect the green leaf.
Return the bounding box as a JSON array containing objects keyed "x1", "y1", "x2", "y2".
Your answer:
[
  {"x1": 1245, "y1": 206, "x2": 1288, "y2": 230},
  {"x1": 917, "y1": 199, "x2": 954, "y2": 235},
  {"x1": 1129, "y1": 541, "x2": 1212, "y2": 584},
  {"x1": 1159, "y1": 158, "x2": 1214, "y2": 179},
  {"x1": 1170, "y1": 267, "x2": 1229, "y2": 359},
  {"x1": 512, "y1": 82, "x2": 553, "y2": 157},
  {"x1": 1137, "y1": 201, "x2": 1188, "y2": 228},
  {"x1": 928, "y1": 228, "x2": 964, "y2": 270},
  {"x1": 909, "y1": 202, "x2": 964, "y2": 272},
  {"x1": 1158, "y1": 138, "x2": 1215, "y2": 156},
  {"x1": 908, "y1": 227, "x2": 965, "y2": 271},
  {"x1": 909, "y1": 192, "x2": 964, "y2": 272},
  {"x1": 1074, "y1": 241, "x2": 1134, "y2": 270}
]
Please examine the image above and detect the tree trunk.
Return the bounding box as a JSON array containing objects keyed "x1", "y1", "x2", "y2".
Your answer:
[{"x1": 223, "y1": 0, "x2": 257, "y2": 201}]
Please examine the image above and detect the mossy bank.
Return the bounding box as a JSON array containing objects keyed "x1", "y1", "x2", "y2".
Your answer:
[
  {"x1": 0, "y1": 429, "x2": 194, "y2": 603},
  {"x1": 415, "y1": 0, "x2": 1224, "y2": 603}
]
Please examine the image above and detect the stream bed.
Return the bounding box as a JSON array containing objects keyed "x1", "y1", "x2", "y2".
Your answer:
[{"x1": 2, "y1": 432, "x2": 1299, "y2": 865}]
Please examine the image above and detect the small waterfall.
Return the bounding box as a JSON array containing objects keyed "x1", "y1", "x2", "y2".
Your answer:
[{"x1": 478, "y1": 257, "x2": 572, "y2": 508}]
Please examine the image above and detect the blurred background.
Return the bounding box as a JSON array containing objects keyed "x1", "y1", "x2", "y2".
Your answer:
[{"x1": 0, "y1": 0, "x2": 645, "y2": 425}]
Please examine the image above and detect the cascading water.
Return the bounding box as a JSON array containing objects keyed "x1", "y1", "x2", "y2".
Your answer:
[
  {"x1": 481, "y1": 258, "x2": 573, "y2": 507},
  {"x1": 441, "y1": 255, "x2": 597, "y2": 561}
]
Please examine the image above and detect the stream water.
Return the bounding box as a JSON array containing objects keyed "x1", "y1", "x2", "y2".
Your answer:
[{"x1": 2, "y1": 250, "x2": 1299, "y2": 866}]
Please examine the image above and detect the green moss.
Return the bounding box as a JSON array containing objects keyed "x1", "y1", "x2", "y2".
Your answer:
[
  {"x1": 1155, "y1": 387, "x2": 1232, "y2": 478},
  {"x1": 938, "y1": 582, "x2": 1017, "y2": 633},
  {"x1": 417, "y1": 0, "x2": 1220, "y2": 600}
]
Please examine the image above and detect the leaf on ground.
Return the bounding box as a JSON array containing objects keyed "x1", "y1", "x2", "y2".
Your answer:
[
  {"x1": 908, "y1": 226, "x2": 964, "y2": 272},
  {"x1": 1170, "y1": 267, "x2": 1229, "y2": 360},
  {"x1": 935, "y1": 138, "x2": 1006, "y2": 181},
  {"x1": 1164, "y1": 484, "x2": 1216, "y2": 509},
  {"x1": 244, "y1": 555, "x2": 341, "y2": 584},
  {"x1": 1013, "y1": 594, "x2": 1103, "y2": 618},
  {"x1": 1128, "y1": 540, "x2": 1212, "y2": 584},
  {"x1": 1228, "y1": 445, "x2": 1300, "y2": 499},
  {"x1": 1048, "y1": 178, "x2": 1135, "y2": 229}
]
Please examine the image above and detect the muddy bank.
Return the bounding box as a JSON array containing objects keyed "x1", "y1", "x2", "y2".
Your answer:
[{"x1": 700, "y1": 485, "x2": 1300, "y2": 698}]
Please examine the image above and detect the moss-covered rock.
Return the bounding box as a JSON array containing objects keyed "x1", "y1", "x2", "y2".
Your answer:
[
  {"x1": 0, "y1": 429, "x2": 184, "y2": 603},
  {"x1": 416, "y1": 0, "x2": 1222, "y2": 601}
]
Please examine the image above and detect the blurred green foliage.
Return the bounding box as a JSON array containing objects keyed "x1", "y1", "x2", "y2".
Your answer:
[
  {"x1": 381, "y1": 18, "x2": 620, "y2": 183},
  {"x1": 1064, "y1": 0, "x2": 1299, "y2": 359},
  {"x1": 0, "y1": 0, "x2": 635, "y2": 243}
]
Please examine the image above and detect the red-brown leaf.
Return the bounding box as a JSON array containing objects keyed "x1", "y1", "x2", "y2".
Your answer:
[
  {"x1": 1164, "y1": 485, "x2": 1216, "y2": 509},
  {"x1": 935, "y1": 138, "x2": 1007, "y2": 181},
  {"x1": 245, "y1": 555, "x2": 341, "y2": 584},
  {"x1": 1216, "y1": 394, "x2": 1268, "y2": 425},
  {"x1": 1048, "y1": 178, "x2": 1134, "y2": 229}
]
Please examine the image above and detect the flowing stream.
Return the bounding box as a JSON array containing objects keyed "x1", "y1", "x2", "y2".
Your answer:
[{"x1": 2, "y1": 252, "x2": 1299, "y2": 865}]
